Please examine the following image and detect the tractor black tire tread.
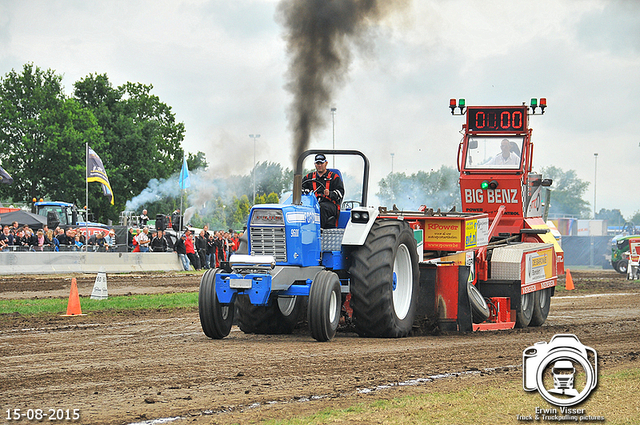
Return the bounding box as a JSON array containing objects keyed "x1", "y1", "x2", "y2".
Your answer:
[{"x1": 614, "y1": 260, "x2": 628, "y2": 274}]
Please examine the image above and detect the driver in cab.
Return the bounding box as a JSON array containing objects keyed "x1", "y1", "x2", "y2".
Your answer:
[
  {"x1": 485, "y1": 138, "x2": 520, "y2": 166},
  {"x1": 302, "y1": 153, "x2": 344, "y2": 229}
]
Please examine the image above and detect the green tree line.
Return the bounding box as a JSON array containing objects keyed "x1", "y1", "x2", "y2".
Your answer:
[{"x1": 3, "y1": 63, "x2": 634, "y2": 230}]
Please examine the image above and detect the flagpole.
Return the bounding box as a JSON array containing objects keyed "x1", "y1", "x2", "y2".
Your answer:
[
  {"x1": 180, "y1": 154, "x2": 184, "y2": 231},
  {"x1": 178, "y1": 154, "x2": 189, "y2": 232},
  {"x1": 85, "y1": 143, "x2": 89, "y2": 248}
]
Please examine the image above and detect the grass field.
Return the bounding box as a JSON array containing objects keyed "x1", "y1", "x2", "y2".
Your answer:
[
  {"x1": 260, "y1": 368, "x2": 639, "y2": 425},
  {"x1": 0, "y1": 292, "x2": 198, "y2": 316}
]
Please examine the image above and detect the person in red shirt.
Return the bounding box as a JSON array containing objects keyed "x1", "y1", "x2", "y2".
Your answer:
[
  {"x1": 184, "y1": 229, "x2": 201, "y2": 270},
  {"x1": 231, "y1": 232, "x2": 240, "y2": 252}
]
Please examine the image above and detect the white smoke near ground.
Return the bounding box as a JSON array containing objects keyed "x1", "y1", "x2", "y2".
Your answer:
[
  {"x1": 183, "y1": 206, "x2": 198, "y2": 225},
  {"x1": 124, "y1": 164, "x2": 461, "y2": 226}
]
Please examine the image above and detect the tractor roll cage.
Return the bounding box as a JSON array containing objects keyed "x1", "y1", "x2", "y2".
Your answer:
[{"x1": 292, "y1": 149, "x2": 370, "y2": 207}]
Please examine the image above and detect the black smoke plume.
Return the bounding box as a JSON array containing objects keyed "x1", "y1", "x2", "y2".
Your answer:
[{"x1": 277, "y1": 0, "x2": 407, "y2": 164}]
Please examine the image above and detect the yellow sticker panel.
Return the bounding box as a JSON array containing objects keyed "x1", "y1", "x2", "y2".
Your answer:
[
  {"x1": 424, "y1": 219, "x2": 463, "y2": 250},
  {"x1": 465, "y1": 219, "x2": 478, "y2": 249},
  {"x1": 525, "y1": 247, "x2": 554, "y2": 284}
]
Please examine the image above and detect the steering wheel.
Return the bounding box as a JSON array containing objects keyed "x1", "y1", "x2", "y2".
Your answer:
[
  {"x1": 303, "y1": 178, "x2": 326, "y2": 195},
  {"x1": 312, "y1": 179, "x2": 326, "y2": 194}
]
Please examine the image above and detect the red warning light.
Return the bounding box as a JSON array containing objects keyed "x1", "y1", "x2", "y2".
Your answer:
[{"x1": 449, "y1": 98, "x2": 457, "y2": 114}]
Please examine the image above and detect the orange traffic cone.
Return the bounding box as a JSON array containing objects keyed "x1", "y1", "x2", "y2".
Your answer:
[
  {"x1": 61, "y1": 278, "x2": 85, "y2": 316},
  {"x1": 565, "y1": 268, "x2": 575, "y2": 291}
]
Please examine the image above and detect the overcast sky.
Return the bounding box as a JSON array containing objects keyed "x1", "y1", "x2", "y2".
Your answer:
[{"x1": 1, "y1": 0, "x2": 638, "y2": 217}]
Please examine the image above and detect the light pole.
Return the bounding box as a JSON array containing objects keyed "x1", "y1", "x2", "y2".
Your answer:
[
  {"x1": 390, "y1": 153, "x2": 394, "y2": 173},
  {"x1": 593, "y1": 153, "x2": 598, "y2": 218},
  {"x1": 250, "y1": 134, "x2": 260, "y2": 203},
  {"x1": 331, "y1": 107, "x2": 337, "y2": 167}
]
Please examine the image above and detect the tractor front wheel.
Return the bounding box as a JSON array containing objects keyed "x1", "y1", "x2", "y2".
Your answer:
[
  {"x1": 308, "y1": 270, "x2": 341, "y2": 342},
  {"x1": 614, "y1": 260, "x2": 628, "y2": 274},
  {"x1": 199, "y1": 268, "x2": 234, "y2": 339}
]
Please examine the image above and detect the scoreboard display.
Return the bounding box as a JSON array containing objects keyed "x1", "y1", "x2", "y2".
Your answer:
[{"x1": 467, "y1": 106, "x2": 528, "y2": 132}]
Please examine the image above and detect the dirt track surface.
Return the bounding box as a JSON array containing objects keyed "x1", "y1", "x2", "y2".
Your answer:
[{"x1": 1, "y1": 270, "x2": 639, "y2": 425}]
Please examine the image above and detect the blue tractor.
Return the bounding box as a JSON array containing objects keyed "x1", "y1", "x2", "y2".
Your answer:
[
  {"x1": 34, "y1": 201, "x2": 110, "y2": 236},
  {"x1": 198, "y1": 150, "x2": 420, "y2": 341}
]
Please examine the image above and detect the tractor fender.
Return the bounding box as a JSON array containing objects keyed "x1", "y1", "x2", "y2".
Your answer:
[{"x1": 341, "y1": 206, "x2": 379, "y2": 246}]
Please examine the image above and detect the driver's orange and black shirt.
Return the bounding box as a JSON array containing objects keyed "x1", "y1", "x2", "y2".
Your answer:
[{"x1": 301, "y1": 170, "x2": 344, "y2": 207}]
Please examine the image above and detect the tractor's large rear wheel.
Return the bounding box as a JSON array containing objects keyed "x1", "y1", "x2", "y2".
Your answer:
[
  {"x1": 236, "y1": 294, "x2": 304, "y2": 334},
  {"x1": 529, "y1": 288, "x2": 552, "y2": 326},
  {"x1": 199, "y1": 268, "x2": 234, "y2": 339},
  {"x1": 515, "y1": 291, "x2": 535, "y2": 328},
  {"x1": 308, "y1": 270, "x2": 341, "y2": 342},
  {"x1": 349, "y1": 220, "x2": 419, "y2": 338}
]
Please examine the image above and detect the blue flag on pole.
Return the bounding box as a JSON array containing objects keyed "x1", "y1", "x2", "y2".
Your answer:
[{"x1": 179, "y1": 155, "x2": 190, "y2": 190}]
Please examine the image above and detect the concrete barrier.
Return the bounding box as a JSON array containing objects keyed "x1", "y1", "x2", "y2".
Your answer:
[{"x1": 0, "y1": 251, "x2": 183, "y2": 275}]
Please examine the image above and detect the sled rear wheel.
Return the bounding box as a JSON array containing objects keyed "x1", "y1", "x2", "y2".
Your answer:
[
  {"x1": 529, "y1": 288, "x2": 552, "y2": 326},
  {"x1": 515, "y1": 291, "x2": 534, "y2": 328},
  {"x1": 468, "y1": 282, "x2": 490, "y2": 324}
]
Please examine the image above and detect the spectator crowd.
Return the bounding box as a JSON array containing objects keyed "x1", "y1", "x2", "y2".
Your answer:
[
  {"x1": 0, "y1": 221, "x2": 118, "y2": 252},
  {"x1": 1, "y1": 211, "x2": 244, "y2": 274},
  {"x1": 164, "y1": 225, "x2": 242, "y2": 272},
  {"x1": 125, "y1": 209, "x2": 244, "y2": 271}
]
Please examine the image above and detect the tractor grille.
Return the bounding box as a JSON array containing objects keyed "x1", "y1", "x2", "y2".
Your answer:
[{"x1": 250, "y1": 226, "x2": 287, "y2": 262}]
